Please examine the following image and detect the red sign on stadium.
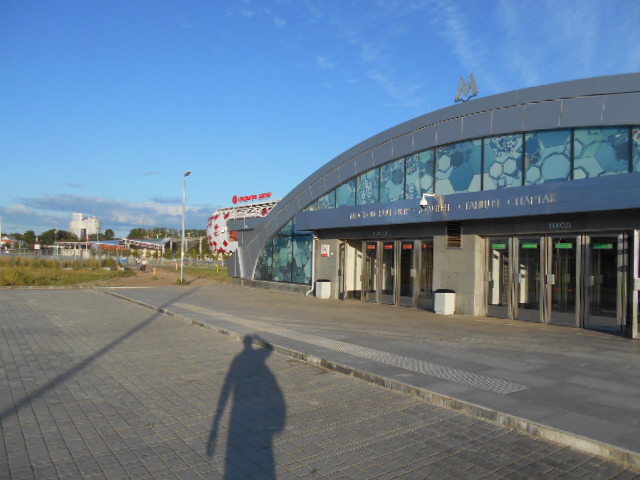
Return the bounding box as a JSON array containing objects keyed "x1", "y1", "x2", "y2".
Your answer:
[{"x1": 232, "y1": 192, "x2": 273, "y2": 204}]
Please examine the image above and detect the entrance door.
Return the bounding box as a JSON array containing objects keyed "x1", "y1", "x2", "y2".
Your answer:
[
  {"x1": 515, "y1": 237, "x2": 543, "y2": 322},
  {"x1": 584, "y1": 235, "x2": 625, "y2": 333},
  {"x1": 548, "y1": 237, "x2": 579, "y2": 326},
  {"x1": 363, "y1": 242, "x2": 378, "y2": 303},
  {"x1": 339, "y1": 240, "x2": 363, "y2": 300},
  {"x1": 487, "y1": 238, "x2": 510, "y2": 318},
  {"x1": 485, "y1": 233, "x2": 631, "y2": 332},
  {"x1": 418, "y1": 240, "x2": 434, "y2": 310},
  {"x1": 380, "y1": 241, "x2": 396, "y2": 304},
  {"x1": 398, "y1": 241, "x2": 416, "y2": 306}
]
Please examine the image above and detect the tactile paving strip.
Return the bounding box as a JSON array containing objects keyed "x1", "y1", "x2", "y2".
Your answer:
[{"x1": 177, "y1": 304, "x2": 529, "y2": 395}]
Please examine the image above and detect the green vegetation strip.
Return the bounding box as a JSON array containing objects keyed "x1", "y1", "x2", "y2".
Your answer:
[{"x1": 0, "y1": 257, "x2": 134, "y2": 286}]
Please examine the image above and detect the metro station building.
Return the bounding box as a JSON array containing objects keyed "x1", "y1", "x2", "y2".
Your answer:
[{"x1": 227, "y1": 74, "x2": 640, "y2": 338}]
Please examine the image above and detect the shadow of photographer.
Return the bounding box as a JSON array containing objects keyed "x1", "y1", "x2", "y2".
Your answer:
[{"x1": 207, "y1": 335, "x2": 286, "y2": 479}]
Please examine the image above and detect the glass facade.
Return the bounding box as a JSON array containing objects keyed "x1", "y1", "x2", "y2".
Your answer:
[
  {"x1": 634, "y1": 127, "x2": 640, "y2": 172},
  {"x1": 272, "y1": 235, "x2": 293, "y2": 282},
  {"x1": 405, "y1": 150, "x2": 434, "y2": 199},
  {"x1": 357, "y1": 168, "x2": 380, "y2": 205},
  {"x1": 305, "y1": 126, "x2": 638, "y2": 216},
  {"x1": 525, "y1": 130, "x2": 572, "y2": 185},
  {"x1": 573, "y1": 127, "x2": 630, "y2": 179},
  {"x1": 316, "y1": 191, "x2": 336, "y2": 210},
  {"x1": 268, "y1": 125, "x2": 640, "y2": 285},
  {"x1": 336, "y1": 179, "x2": 356, "y2": 207},
  {"x1": 254, "y1": 242, "x2": 273, "y2": 281},
  {"x1": 254, "y1": 220, "x2": 313, "y2": 285},
  {"x1": 483, "y1": 134, "x2": 523, "y2": 189},
  {"x1": 435, "y1": 139, "x2": 482, "y2": 194},
  {"x1": 380, "y1": 159, "x2": 405, "y2": 203}
]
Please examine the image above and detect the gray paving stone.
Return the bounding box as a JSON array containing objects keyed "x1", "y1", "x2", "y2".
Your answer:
[{"x1": 1, "y1": 289, "x2": 640, "y2": 480}]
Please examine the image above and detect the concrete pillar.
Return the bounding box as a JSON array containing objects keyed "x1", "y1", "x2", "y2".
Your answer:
[
  {"x1": 433, "y1": 234, "x2": 485, "y2": 316},
  {"x1": 314, "y1": 239, "x2": 342, "y2": 299}
]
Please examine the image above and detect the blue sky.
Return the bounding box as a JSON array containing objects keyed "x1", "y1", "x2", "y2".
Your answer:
[{"x1": 1, "y1": 0, "x2": 639, "y2": 238}]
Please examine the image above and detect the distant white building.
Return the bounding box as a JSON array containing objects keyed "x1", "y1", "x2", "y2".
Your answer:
[{"x1": 69, "y1": 212, "x2": 102, "y2": 239}]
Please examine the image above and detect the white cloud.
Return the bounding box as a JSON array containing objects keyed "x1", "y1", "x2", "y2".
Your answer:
[
  {"x1": 316, "y1": 55, "x2": 335, "y2": 69},
  {"x1": 2, "y1": 194, "x2": 215, "y2": 237},
  {"x1": 7, "y1": 203, "x2": 35, "y2": 215}
]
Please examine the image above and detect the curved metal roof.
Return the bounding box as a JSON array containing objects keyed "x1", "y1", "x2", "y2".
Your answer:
[{"x1": 237, "y1": 73, "x2": 640, "y2": 278}]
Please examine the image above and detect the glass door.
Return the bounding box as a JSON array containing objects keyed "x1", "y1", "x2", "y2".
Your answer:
[
  {"x1": 548, "y1": 236, "x2": 579, "y2": 326},
  {"x1": 398, "y1": 241, "x2": 416, "y2": 306},
  {"x1": 362, "y1": 242, "x2": 378, "y2": 303},
  {"x1": 516, "y1": 237, "x2": 542, "y2": 322},
  {"x1": 584, "y1": 234, "x2": 625, "y2": 333},
  {"x1": 380, "y1": 241, "x2": 396, "y2": 304},
  {"x1": 418, "y1": 240, "x2": 434, "y2": 310},
  {"x1": 487, "y1": 238, "x2": 510, "y2": 318}
]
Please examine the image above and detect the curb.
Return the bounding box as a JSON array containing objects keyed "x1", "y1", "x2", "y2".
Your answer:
[{"x1": 103, "y1": 289, "x2": 640, "y2": 470}]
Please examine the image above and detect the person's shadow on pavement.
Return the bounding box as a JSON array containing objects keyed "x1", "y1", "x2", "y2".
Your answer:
[{"x1": 206, "y1": 335, "x2": 286, "y2": 479}]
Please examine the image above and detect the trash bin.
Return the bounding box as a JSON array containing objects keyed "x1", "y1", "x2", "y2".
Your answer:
[
  {"x1": 315, "y1": 280, "x2": 331, "y2": 299},
  {"x1": 434, "y1": 289, "x2": 455, "y2": 315}
]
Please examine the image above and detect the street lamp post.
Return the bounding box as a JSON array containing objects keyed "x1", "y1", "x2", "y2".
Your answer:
[{"x1": 180, "y1": 170, "x2": 192, "y2": 284}]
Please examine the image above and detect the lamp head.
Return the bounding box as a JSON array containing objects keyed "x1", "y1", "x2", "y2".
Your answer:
[{"x1": 184, "y1": 171, "x2": 192, "y2": 177}]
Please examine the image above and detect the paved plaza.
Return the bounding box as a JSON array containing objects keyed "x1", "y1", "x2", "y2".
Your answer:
[{"x1": 1, "y1": 288, "x2": 640, "y2": 479}]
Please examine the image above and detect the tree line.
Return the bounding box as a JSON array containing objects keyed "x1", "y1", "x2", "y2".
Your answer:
[
  {"x1": 126, "y1": 228, "x2": 206, "y2": 239},
  {"x1": 5, "y1": 227, "x2": 206, "y2": 247},
  {"x1": 7, "y1": 229, "x2": 116, "y2": 246}
]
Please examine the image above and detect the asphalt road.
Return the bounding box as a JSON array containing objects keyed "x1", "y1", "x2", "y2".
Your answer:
[{"x1": 1, "y1": 289, "x2": 639, "y2": 479}]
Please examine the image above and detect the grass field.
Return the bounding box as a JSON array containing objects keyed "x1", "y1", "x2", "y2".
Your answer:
[{"x1": 0, "y1": 257, "x2": 135, "y2": 286}]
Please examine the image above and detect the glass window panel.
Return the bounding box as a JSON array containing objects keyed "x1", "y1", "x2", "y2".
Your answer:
[
  {"x1": 405, "y1": 150, "x2": 434, "y2": 199},
  {"x1": 632, "y1": 127, "x2": 640, "y2": 172},
  {"x1": 279, "y1": 220, "x2": 294, "y2": 236},
  {"x1": 483, "y1": 134, "x2": 523, "y2": 190},
  {"x1": 356, "y1": 168, "x2": 379, "y2": 205},
  {"x1": 292, "y1": 218, "x2": 309, "y2": 235},
  {"x1": 272, "y1": 235, "x2": 293, "y2": 282},
  {"x1": 435, "y1": 140, "x2": 482, "y2": 194},
  {"x1": 292, "y1": 235, "x2": 313, "y2": 284},
  {"x1": 336, "y1": 179, "x2": 356, "y2": 207},
  {"x1": 380, "y1": 159, "x2": 405, "y2": 203},
  {"x1": 303, "y1": 202, "x2": 316, "y2": 212},
  {"x1": 525, "y1": 130, "x2": 572, "y2": 185},
  {"x1": 573, "y1": 127, "x2": 630, "y2": 179},
  {"x1": 316, "y1": 190, "x2": 336, "y2": 210},
  {"x1": 254, "y1": 240, "x2": 273, "y2": 281}
]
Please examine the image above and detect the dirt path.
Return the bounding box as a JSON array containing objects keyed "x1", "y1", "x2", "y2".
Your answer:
[{"x1": 80, "y1": 266, "x2": 225, "y2": 288}]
